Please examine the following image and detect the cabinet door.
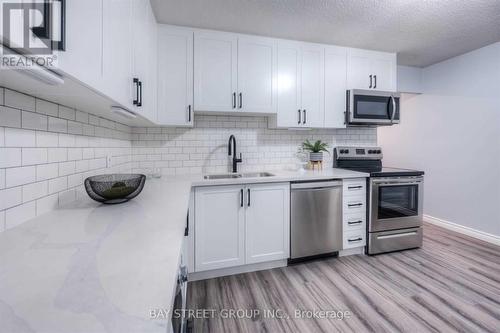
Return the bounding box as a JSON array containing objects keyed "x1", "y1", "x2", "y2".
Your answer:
[
  {"x1": 194, "y1": 31, "x2": 237, "y2": 112},
  {"x1": 157, "y1": 26, "x2": 193, "y2": 127},
  {"x1": 102, "y1": 0, "x2": 133, "y2": 109},
  {"x1": 237, "y1": 36, "x2": 277, "y2": 114},
  {"x1": 245, "y1": 183, "x2": 290, "y2": 264},
  {"x1": 324, "y1": 46, "x2": 347, "y2": 128},
  {"x1": 194, "y1": 185, "x2": 245, "y2": 272},
  {"x1": 276, "y1": 42, "x2": 302, "y2": 127},
  {"x1": 347, "y1": 49, "x2": 372, "y2": 89},
  {"x1": 131, "y1": 0, "x2": 157, "y2": 121},
  {"x1": 300, "y1": 44, "x2": 325, "y2": 128},
  {"x1": 56, "y1": 0, "x2": 103, "y2": 90},
  {"x1": 371, "y1": 54, "x2": 397, "y2": 91}
]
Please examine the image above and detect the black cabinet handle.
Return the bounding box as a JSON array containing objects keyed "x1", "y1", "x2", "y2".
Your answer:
[
  {"x1": 348, "y1": 220, "x2": 363, "y2": 225},
  {"x1": 239, "y1": 93, "x2": 242, "y2": 109},
  {"x1": 133, "y1": 78, "x2": 139, "y2": 105},
  {"x1": 303, "y1": 110, "x2": 306, "y2": 124},
  {"x1": 348, "y1": 186, "x2": 363, "y2": 190},
  {"x1": 188, "y1": 105, "x2": 192, "y2": 122},
  {"x1": 247, "y1": 188, "x2": 250, "y2": 207},
  {"x1": 374, "y1": 75, "x2": 377, "y2": 89},
  {"x1": 348, "y1": 203, "x2": 363, "y2": 207},
  {"x1": 240, "y1": 189, "x2": 244, "y2": 207},
  {"x1": 298, "y1": 109, "x2": 301, "y2": 124},
  {"x1": 232, "y1": 92, "x2": 236, "y2": 109},
  {"x1": 348, "y1": 237, "x2": 363, "y2": 242},
  {"x1": 369, "y1": 75, "x2": 372, "y2": 89},
  {"x1": 137, "y1": 80, "x2": 143, "y2": 107}
]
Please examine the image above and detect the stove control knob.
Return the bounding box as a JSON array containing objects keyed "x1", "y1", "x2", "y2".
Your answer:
[
  {"x1": 376, "y1": 150, "x2": 382, "y2": 154},
  {"x1": 368, "y1": 150, "x2": 373, "y2": 154},
  {"x1": 345, "y1": 149, "x2": 350, "y2": 154}
]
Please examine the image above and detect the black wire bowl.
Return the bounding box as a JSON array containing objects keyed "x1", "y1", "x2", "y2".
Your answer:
[{"x1": 84, "y1": 174, "x2": 146, "y2": 204}]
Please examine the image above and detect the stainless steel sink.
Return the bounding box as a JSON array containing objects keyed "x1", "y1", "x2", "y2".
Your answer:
[
  {"x1": 203, "y1": 174, "x2": 242, "y2": 180},
  {"x1": 240, "y1": 172, "x2": 275, "y2": 178},
  {"x1": 203, "y1": 172, "x2": 274, "y2": 180}
]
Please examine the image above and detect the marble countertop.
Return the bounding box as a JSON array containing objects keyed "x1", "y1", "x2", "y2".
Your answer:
[{"x1": 0, "y1": 168, "x2": 368, "y2": 333}]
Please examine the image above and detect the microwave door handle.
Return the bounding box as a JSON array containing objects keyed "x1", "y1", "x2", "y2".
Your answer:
[{"x1": 390, "y1": 95, "x2": 396, "y2": 123}]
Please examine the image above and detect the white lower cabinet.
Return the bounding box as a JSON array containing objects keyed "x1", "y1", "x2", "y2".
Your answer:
[
  {"x1": 245, "y1": 183, "x2": 290, "y2": 264},
  {"x1": 194, "y1": 183, "x2": 290, "y2": 272},
  {"x1": 342, "y1": 178, "x2": 367, "y2": 251}
]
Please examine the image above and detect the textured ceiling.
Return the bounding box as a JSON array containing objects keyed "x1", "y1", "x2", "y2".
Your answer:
[{"x1": 150, "y1": 0, "x2": 500, "y2": 67}]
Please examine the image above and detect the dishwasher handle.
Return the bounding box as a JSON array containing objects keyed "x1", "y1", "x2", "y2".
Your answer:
[{"x1": 291, "y1": 181, "x2": 342, "y2": 190}]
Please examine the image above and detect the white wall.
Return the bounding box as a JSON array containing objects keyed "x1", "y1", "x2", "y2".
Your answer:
[{"x1": 379, "y1": 42, "x2": 500, "y2": 237}]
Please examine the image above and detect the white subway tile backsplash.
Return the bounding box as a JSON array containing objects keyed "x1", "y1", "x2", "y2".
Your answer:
[
  {"x1": 58, "y1": 106, "x2": 76, "y2": 120},
  {"x1": 35, "y1": 99, "x2": 58, "y2": 116},
  {"x1": 58, "y1": 161, "x2": 75, "y2": 176},
  {"x1": 36, "y1": 131, "x2": 59, "y2": 147},
  {"x1": 0, "y1": 106, "x2": 22, "y2": 128},
  {"x1": 5, "y1": 201, "x2": 36, "y2": 230},
  {"x1": 22, "y1": 111, "x2": 48, "y2": 130},
  {"x1": 6, "y1": 166, "x2": 36, "y2": 187},
  {"x1": 48, "y1": 176, "x2": 67, "y2": 194},
  {"x1": 58, "y1": 133, "x2": 76, "y2": 147},
  {"x1": 0, "y1": 187, "x2": 22, "y2": 210},
  {"x1": 22, "y1": 181, "x2": 48, "y2": 202},
  {"x1": 0, "y1": 89, "x2": 133, "y2": 232},
  {"x1": 22, "y1": 148, "x2": 48, "y2": 165},
  {"x1": 5, "y1": 128, "x2": 36, "y2": 147},
  {"x1": 75, "y1": 110, "x2": 89, "y2": 124},
  {"x1": 47, "y1": 148, "x2": 67, "y2": 163},
  {"x1": 0, "y1": 148, "x2": 22, "y2": 168},
  {"x1": 67, "y1": 121, "x2": 83, "y2": 135},
  {"x1": 36, "y1": 193, "x2": 58, "y2": 216},
  {"x1": 48, "y1": 117, "x2": 68, "y2": 133},
  {"x1": 4, "y1": 89, "x2": 35, "y2": 112}
]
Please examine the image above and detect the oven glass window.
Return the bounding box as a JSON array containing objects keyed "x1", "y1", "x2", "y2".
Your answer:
[
  {"x1": 354, "y1": 95, "x2": 390, "y2": 119},
  {"x1": 378, "y1": 185, "x2": 418, "y2": 219}
]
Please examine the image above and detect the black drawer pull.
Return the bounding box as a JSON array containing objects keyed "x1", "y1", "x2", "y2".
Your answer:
[
  {"x1": 240, "y1": 189, "x2": 243, "y2": 207},
  {"x1": 348, "y1": 237, "x2": 363, "y2": 242},
  {"x1": 348, "y1": 186, "x2": 363, "y2": 190},
  {"x1": 348, "y1": 220, "x2": 363, "y2": 225},
  {"x1": 348, "y1": 203, "x2": 363, "y2": 207}
]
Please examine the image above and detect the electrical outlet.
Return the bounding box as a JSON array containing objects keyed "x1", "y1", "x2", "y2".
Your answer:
[{"x1": 106, "y1": 155, "x2": 112, "y2": 168}]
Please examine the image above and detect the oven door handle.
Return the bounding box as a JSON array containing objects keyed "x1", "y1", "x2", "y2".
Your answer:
[
  {"x1": 372, "y1": 178, "x2": 423, "y2": 186},
  {"x1": 377, "y1": 231, "x2": 418, "y2": 239}
]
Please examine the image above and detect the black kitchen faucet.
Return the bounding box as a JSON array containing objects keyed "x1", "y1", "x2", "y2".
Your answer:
[{"x1": 228, "y1": 135, "x2": 242, "y2": 173}]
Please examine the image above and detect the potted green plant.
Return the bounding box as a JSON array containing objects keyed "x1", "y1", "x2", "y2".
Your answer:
[{"x1": 302, "y1": 139, "x2": 330, "y2": 162}]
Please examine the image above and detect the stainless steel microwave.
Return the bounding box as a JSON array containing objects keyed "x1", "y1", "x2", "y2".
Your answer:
[{"x1": 346, "y1": 89, "x2": 400, "y2": 126}]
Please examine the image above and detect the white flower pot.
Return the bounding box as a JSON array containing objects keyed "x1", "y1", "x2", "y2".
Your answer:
[{"x1": 309, "y1": 152, "x2": 323, "y2": 162}]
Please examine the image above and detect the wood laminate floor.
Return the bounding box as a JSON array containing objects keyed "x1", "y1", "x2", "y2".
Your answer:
[{"x1": 187, "y1": 223, "x2": 500, "y2": 332}]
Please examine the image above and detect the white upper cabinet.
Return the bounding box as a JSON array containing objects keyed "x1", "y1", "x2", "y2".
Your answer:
[
  {"x1": 276, "y1": 42, "x2": 301, "y2": 127},
  {"x1": 157, "y1": 26, "x2": 194, "y2": 127},
  {"x1": 273, "y1": 41, "x2": 325, "y2": 128},
  {"x1": 131, "y1": 0, "x2": 158, "y2": 122},
  {"x1": 347, "y1": 49, "x2": 397, "y2": 91},
  {"x1": 237, "y1": 36, "x2": 277, "y2": 114},
  {"x1": 194, "y1": 31, "x2": 277, "y2": 114},
  {"x1": 245, "y1": 183, "x2": 290, "y2": 264},
  {"x1": 300, "y1": 44, "x2": 325, "y2": 128},
  {"x1": 194, "y1": 31, "x2": 238, "y2": 112},
  {"x1": 56, "y1": 0, "x2": 103, "y2": 90},
  {"x1": 324, "y1": 45, "x2": 348, "y2": 128},
  {"x1": 102, "y1": 0, "x2": 133, "y2": 109}
]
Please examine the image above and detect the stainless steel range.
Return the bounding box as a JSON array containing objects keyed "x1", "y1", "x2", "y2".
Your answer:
[{"x1": 333, "y1": 146, "x2": 424, "y2": 255}]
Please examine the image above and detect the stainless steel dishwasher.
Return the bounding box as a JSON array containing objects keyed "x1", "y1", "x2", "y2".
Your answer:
[{"x1": 290, "y1": 180, "x2": 343, "y2": 262}]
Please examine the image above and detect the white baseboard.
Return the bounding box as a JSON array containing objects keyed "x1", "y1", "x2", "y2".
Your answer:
[
  {"x1": 423, "y1": 215, "x2": 500, "y2": 246},
  {"x1": 188, "y1": 259, "x2": 287, "y2": 281}
]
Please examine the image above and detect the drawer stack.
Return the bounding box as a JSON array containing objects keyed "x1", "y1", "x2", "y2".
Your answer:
[{"x1": 342, "y1": 178, "x2": 367, "y2": 249}]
